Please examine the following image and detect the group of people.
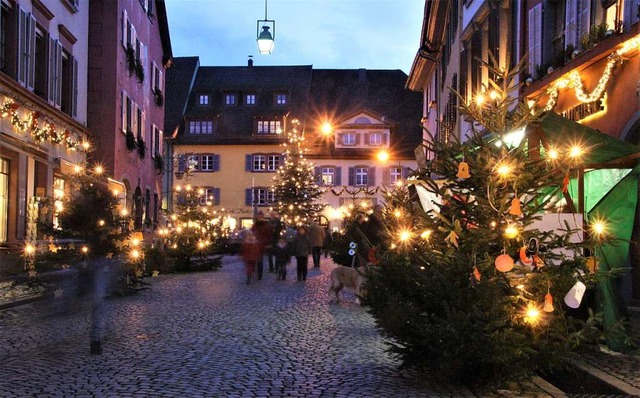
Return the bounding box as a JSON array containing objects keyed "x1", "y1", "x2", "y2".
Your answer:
[{"x1": 240, "y1": 212, "x2": 330, "y2": 284}]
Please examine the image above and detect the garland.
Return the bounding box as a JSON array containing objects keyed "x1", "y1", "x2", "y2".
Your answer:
[{"x1": 1, "y1": 101, "x2": 89, "y2": 152}]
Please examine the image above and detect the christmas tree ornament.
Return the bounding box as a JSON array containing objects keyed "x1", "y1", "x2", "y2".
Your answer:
[
  {"x1": 562, "y1": 172, "x2": 570, "y2": 193},
  {"x1": 456, "y1": 161, "x2": 470, "y2": 179},
  {"x1": 495, "y1": 253, "x2": 514, "y2": 272},
  {"x1": 445, "y1": 230, "x2": 459, "y2": 248},
  {"x1": 585, "y1": 257, "x2": 599, "y2": 273},
  {"x1": 473, "y1": 266, "x2": 481, "y2": 281},
  {"x1": 544, "y1": 293, "x2": 554, "y2": 312},
  {"x1": 519, "y1": 246, "x2": 533, "y2": 267},
  {"x1": 564, "y1": 281, "x2": 586, "y2": 308},
  {"x1": 509, "y1": 197, "x2": 522, "y2": 216}
]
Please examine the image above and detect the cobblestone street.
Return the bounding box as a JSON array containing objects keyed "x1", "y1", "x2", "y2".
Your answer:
[{"x1": 0, "y1": 256, "x2": 481, "y2": 397}]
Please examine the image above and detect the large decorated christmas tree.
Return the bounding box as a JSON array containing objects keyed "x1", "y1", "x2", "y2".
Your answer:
[
  {"x1": 364, "y1": 57, "x2": 628, "y2": 386},
  {"x1": 272, "y1": 119, "x2": 324, "y2": 226}
]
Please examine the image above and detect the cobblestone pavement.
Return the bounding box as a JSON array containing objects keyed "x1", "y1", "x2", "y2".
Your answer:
[{"x1": 0, "y1": 256, "x2": 501, "y2": 398}]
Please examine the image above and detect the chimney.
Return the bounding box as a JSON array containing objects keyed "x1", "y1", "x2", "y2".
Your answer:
[
  {"x1": 248, "y1": 55, "x2": 254, "y2": 67},
  {"x1": 358, "y1": 68, "x2": 366, "y2": 82}
]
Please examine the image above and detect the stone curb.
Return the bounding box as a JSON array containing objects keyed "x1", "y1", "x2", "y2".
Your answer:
[
  {"x1": 531, "y1": 376, "x2": 568, "y2": 398},
  {"x1": 572, "y1": 360, "x2": 640, "y2": 396}
]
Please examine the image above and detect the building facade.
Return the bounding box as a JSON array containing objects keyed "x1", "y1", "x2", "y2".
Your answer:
[
  {"x1": 87, "y1": 0, "x2": 172, "y2": 230},
  {"x1": 408, "y1": 0, "x2": 640, "y2": 301},
  {"x1": 165, "y1": 60, "x2": 423, "y2": 231},
  {"x1": 0, "y1": 0, "x2": 90, "y2": 250}
]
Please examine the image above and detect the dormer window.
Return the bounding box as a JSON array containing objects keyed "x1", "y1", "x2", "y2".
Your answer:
[
  {"x1": 199, "y1": 94, "x2": 209, "y2": 105},
  {"x1": 225, "y1": 94, "x2": 236, "y2": 106},
  {"x1": 275, "y1": 93, "x2": 287, "y2": 105},
  {"x1": 245, "y1": 93, "x2": 256, "y2": 105},
  {"x1": 256, "y1": 118, "x2": 282, "y2": 134}
]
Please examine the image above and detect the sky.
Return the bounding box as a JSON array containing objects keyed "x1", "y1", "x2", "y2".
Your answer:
[{"x1": 164, "y1": 0, "x2": 425, "y2": 74}]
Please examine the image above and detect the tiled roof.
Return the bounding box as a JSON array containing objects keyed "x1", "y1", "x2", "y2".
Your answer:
[{"x1": 164, "y1": 56, "x2": 199, "y2": 137}]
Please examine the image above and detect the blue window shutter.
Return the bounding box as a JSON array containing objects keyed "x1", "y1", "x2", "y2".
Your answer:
[
  {"x1": 348, "y1": 167, "x2": 355, "y2": 186},
  {"x1": 213, "y1": 154, "x2": 220, "y2": 172},
  {"x1": 368, "y1": 167, "x2": 376, "y2": 186},
  {"x1": 402, "y1": 167, "x2": 410, "y2": 179},
  {"x1": 382, "y1": 167, "x2": 390, "y2": 186},
  {"x1": 213, "y1": 188, "x2": 221, "y2": 205},
  {"x1": 245, "y1": 154, "x2": 252, "y2": 171},
  {"x1": 314, "y1": 167, "x2": 321, "y2": 185},
  {"x1": 335, "y1": 167, "x2": 342, "y2": 186},
  {"x1": 245, "y1": 188, "x2": 253, "y2": 206}
]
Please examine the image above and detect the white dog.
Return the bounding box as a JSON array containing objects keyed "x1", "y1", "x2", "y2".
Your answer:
[{"x1": 329, "y1": 266, "x2": 367, "y2": 304}]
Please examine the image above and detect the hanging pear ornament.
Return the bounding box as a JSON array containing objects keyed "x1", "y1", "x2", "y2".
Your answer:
[
  {"x1": 509, "y1": 197, "x2": 522, "y2": 216},
  {"x1": 564, "y1": 281, "x2": 586, "y2": 309},
  {"x1": 543, "y1": 293, "x2": 554, "y2": 312},
  {"x1": 456, "y1": 161, "x2": 470, "y2": 179}
]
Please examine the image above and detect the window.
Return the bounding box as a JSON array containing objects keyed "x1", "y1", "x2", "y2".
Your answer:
[
  {"x1": 199, "y1": 94, "x2": 209, "y2": 105},
  {"x1": 245, "y1": 94, "x2": 256, "y2": 105},
  {"x1": 389, "y1": 167, "x2": 402, "y2": 185},
  {"x1": 199, "y1": 154, "x2": 220, "y2": 172},
  {"x1": 187, "y1": 155, "x2": 199, "y2": 171},
  {"x1": 255, "y1": 188, "x2": 275, "y2": 205},
  {"x1": 152, "y1": 62, "x2": 163, "y2": 91},
  {"x1": 0, "y1": 3, "x2": 12, "y2": 74},
  {"x1": 0, "y1": 158, "x2": 8, "y2": 242},
  {"x1": 121, "y1": 91, "x2": 132, "y2": 133},
  {"x1": 253, "y1": 155, "x2": 266, "y2": 171},
  {"x1": 275, "y1": 93, "x2": 287, "y2": 105},
  {"x1": 225, "y1": 94, "x2": 236, "y2": 105},
  {"x1": 18, "y1": 8, "x2": 35, "y2": 89},
  {"x1": 321, "y1": 167, "x2": 334, "y2": 185},
  {"x1": 369, "y1": 133, "x2": 382, "y2": 146},
  {"x1": 200, "y1": 187, "x2": 219, "y2": 206},
  {"x1": 355, "y1": 167, "x2": 368, "y2": 186},
  {"x1": 189, "y1": 120, "x2": 213, "y2": 134},
  {"x1": 267, "y1": 154, "x2": 280, "y2": 171},
  {"x1": 136, "y1": 106, "x2": 144, "y2": 139},
  {"x1": 60, "y1": 49, "x2": 78, "y2": 117},
  {"x1": 34, "y1": 29, "x2": 47, "y2": 99},
  {"x1": 152, "y1": 125, "x2": 162, "y2": 156},
  {"x1": 256, "y1": 119, "x2": 282, "y2": 134},
  {"x1": 342, "y1": 133, "x2": 356, "y2": 145}
]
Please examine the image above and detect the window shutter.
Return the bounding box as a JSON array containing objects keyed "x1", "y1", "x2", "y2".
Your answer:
[
  {"x1": 565, "y1": 0, "x2": 577, "y2": 48},
  {"x1": 27, "y1": 13, "x2": 35, "y2": 90},
  {"x1": 245, "y1": 154, "x2": 252, "y2": 171},
  {"x1": 71, "y1": 57, "x2": 78, "y2": 117},
  {"x1": 348, "y1": 167, "x2": 355, "y2": 186},
  {"x1": 121, "y1": 91, "x2": 127, "y2": 133},
  {"x1": 382, "y1": 167, "x2": 390, "y2": 186},
  {"x1": 577, "y1": 0, "x2": 591, "y2": 45},
  {"x1": 245, "y1": 188, "x2": 253, "y2": 206},
  {"x1": 141, "y1": 111, "x2": 146, "y2": 140},
  {"x1": 131, "y1": 26, "x2": 137, "y2": 55},
  {"x1": 335, "y1": 167, "x2": 342, "y2": 186},
  {"x1": 213, "y1": 188, "x2": 221, "y2": 205},
  {"x1": 368, "y1": 167, "x2": 376, "y2": 186},
  {"x1": 314, "y1": 167, "x2": 321, "y2": 185},
  {"x1": 382, "y1": 133, "x2": 389, "y2": 146},
  {"x1": 355, "y1": 133, "x2": 361, "y2": 145},
  {"x1": 132, "y1": 103, "x2": 138, "y2": 137},
  {"x1": 121, "y1": 9, "x2": 128, "y2": 47},
  {"x1": 528, "y1": 4, "x2": 542, "y2": 77},
  {"x1": 54, "y1": 42, "x2": 62, "y2": 107},
  {"x1": 48, "y1": 37, "x2": 56, "y2": 102},
  {"x1": 363, "y1": 132, "x2": 369, "y2": 145},
  {"x1": 402, "y1": 167, "x2": 410, "y2": 179},
  {"x1": 159, "y1": 69, "x2": 163, "y2": 91},
  {"x1": 17, "y1": 9, "x2": 26, "y2": 85},
  {"x1": 213, "y1": 154, "x2": 220, "y2": 171}
]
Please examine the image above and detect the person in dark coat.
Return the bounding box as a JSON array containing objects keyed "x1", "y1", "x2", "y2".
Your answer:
[
  {"x1": 267, "y1": 213, "x2": 284, "y2": 272},
  {"x1": 251, "y1": 212, "x2": 273, "y2": 280},
  {"x1": 322, "y1": 227, "x2": 333, "y2": 258},
  {"x1": 292, "y1": 226, "x2": 312, "y2": 281},
  {"x1": 307, "y1": 222, "x2": 325, "y2": 268},
  {"x1": 273, "y1": 237, "x2": 290, "y2": 281}
]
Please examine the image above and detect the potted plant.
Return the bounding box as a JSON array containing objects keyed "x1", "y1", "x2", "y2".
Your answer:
[
  {"x1": 153, "y1": 154, "x2": 163, "y2": 175},
  {"x1": 125, "y1": 130, "x2": 137, "y2": 152},
  {"x1": 135, "y1": 60, "x2": 145, "y2": 83},
  {"x1": 126, "y1": 45, "x2": 136, "y2": 76},
  {"x1": 153, "y1": 87, "x2": 163, "y2": 107},
  {"x1": 137, "y1": 137, "x2": 146, "y2": 159}
]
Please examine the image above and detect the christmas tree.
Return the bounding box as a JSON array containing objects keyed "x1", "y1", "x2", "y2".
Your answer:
[
  {"x1": 273, "y1": 119, "x2": 324, "y2": 226},
  {"x1": 364, "y1": 56, "x2": 626, "y2": 386},
  {"x1": 158, "y1": 182, "x2": 227, "y2": 271}
]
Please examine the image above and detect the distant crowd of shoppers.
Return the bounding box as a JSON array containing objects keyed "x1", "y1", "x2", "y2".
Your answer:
[{"x1": 240, "y1": 212, "x2": 331, "y2": 284}]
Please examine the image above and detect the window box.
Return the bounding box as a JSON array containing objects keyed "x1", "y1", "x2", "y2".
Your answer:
[
  {"x1": 137, "y1": 137, "x2": 146, "y2": 159},
  {"x1": 126, "y1": 130, "x2": 137, "y2": 152},
  {"x1": 154, "y1": 88, "x2": 163, "y2": 107},
  {"x1": 154, "y1": 154, "x2": 163, "y2": 175}
]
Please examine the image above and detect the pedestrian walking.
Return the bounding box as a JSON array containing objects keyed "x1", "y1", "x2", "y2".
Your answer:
[
  {"x1": 273, "y1": 237, "x2": 290, "y2": 281},
  {"x1": 267, "y1": 212, "x2": 283, "y2": 272},
  {"x1": 292, "y1": 226, "x2": 312, "y2": 281},
  {"x1": 307, "y1": 222, "x2": 325, "y2": 268},
  {"x1": 322, "y1": 226, "x2": 333, "y2": 258},
  {"x1": 241, "y1": 231, "x2": 261, "y2": 284},
  {"x1": 252, "y1": 211, "x2": 273, "y2": 280}
]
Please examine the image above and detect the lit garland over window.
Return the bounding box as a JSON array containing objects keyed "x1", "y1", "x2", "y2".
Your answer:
[
  {"x1": 543, "y1": 33, "x2": 640, "y2": 111},
  {"x1": 1, "y1": 100, "x2": 89, "y2": 152}
]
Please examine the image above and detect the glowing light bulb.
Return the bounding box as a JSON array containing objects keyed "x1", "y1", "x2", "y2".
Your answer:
[
  {"x1": 525, "y1": 304, "x2": 541, "y2": 323},
  {"x1": 94, "y1": 165, "x2": 104, "y2": 175},
  {"x1": 98, "y1": 220, "x2": 105, "y2": 227},
  {"x1": 121, "y1": 209, "x2": 129, "y2": 217},
  {"x1": 393, "y1": 210, "x2": 402, "y2": 218},
  {"x1": 73, "y1": 165, "x2": 83, "y2": 174},
  {"x1": 320, "y1": 122, "x2": 332, "y2": 135},
  {"x1": 420, "y1": 230, "x2": 431, "y2": 240},
  {"x1": 569, "y1": 145, "x2": 583, "y2": 158},
  {"x1": 82, "y1": 141, "x2": 91, "y2": 150},
  {"x1": 504, "y1": 225, "x2": 519, "y2": 239},
  {"x1": 113, "y1": 189, "x2": 120, "y2": 196},
  {"x1": 376, "y1": 150, "x2": 390, "y2": 163},
  {"x1": 548, "y1": 148, "x2": 559, "y2": 160},
  {"x1": 81, "y1": 246, "x2": 89, "y2": 254},
  {"x1": 489, "y1": 90, "x2": 499, "y2": 100},
  {"x1": 475, "y1": 94, "x2": 485, "y2": 106},
  {"x1": 399, "y1": 229, "x2": 411, "y2": 242},
  {"x1": 496, "y1": 163, "x2": 512, "y2": 177},
  {"x1": 24, "y1": 243, "x2": 36, "y2": 256},
  {"x1": 592, "y1": 220, "x2": 607, "y2": 236},
  {"x1": 131, "y1": 249, "x2": 140, "y2": 259}
]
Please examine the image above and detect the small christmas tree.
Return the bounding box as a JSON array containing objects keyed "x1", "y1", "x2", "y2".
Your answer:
[
  {"x1": 273, "y1": 119, "x2": 324, "y2": 226},
  {"x1": 160, "y1": 183, "x2": 226, "y2": 271},
  {"x1": 364, "y1": 56, "x2": 624, "y2": 386}
]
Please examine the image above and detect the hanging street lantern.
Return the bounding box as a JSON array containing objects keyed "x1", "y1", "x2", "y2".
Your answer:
[{"x1": 256, "y1": 0, "x2": 275, "y2": 54}]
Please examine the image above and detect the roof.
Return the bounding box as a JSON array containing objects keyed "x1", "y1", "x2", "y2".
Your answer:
[
  {"x1": 307, "y1": 69, "x2": 424, "y2": 158},
  {"x1": 164, "y1": 56, "x2": 199, "y2": 138},
  {"x1": 541, "y1": 112, "x2": 640, "y2": 166},
  {"x1": 174, "y1": 65, "x2": 313, "y2": 145}
]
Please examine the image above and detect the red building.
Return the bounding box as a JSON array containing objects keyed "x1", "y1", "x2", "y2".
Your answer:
[{"x1": 87, "y1": 0, "x2": 172, "y2": 229}]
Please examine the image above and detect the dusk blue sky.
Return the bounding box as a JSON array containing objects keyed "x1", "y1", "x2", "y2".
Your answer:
[{"x1": 164, "y1": 0, "x2": 425, "y2": 73}]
